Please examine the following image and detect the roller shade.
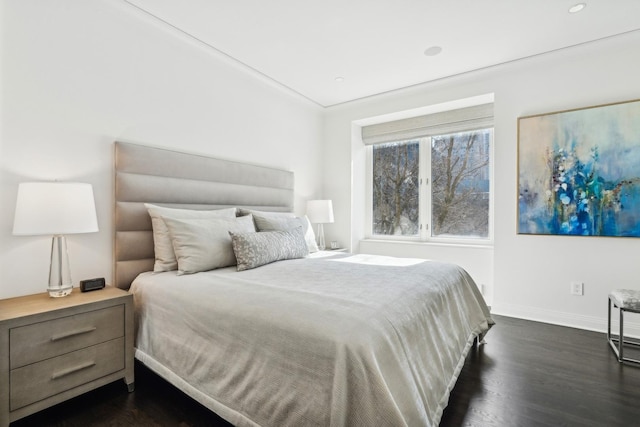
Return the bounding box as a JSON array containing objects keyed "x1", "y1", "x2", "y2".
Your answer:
[{"x1": 362, "y1": 103, "x2": 493, "y2": 145}]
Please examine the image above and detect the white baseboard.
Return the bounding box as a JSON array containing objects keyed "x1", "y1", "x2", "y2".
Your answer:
[{"x1": 491, "y1": 303, "x2": 640, "y2": 339}]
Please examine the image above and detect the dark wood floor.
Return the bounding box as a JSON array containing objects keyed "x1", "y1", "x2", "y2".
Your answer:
[{"x1": 12, "y1": 315, "x2": 640, "y2": 426}]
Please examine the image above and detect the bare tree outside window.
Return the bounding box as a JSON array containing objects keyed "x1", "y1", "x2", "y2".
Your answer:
[
  {"x1": 370, "y1": 128, "x2": 491, "y2": 240},
  {"x1": 372, "y1": 141, "x2": 420, "y2": 235},
  {"x1": 431, "y1": 129, "x2": 491, "y2": 238}
]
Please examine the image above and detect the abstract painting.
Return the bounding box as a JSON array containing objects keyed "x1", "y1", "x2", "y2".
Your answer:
[{"x1": 518, "y1": 99, "x2": 640, "y2": 237}]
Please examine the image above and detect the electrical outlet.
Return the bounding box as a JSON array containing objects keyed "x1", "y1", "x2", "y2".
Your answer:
[{"x1": 571, "y1": 281, "x2": 584, "y2": 296}]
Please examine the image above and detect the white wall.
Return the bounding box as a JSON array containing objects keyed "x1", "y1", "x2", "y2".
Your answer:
[
  {"x1": 324, "y1": 31, "x2": 640, "y2": 334},
  {"x1": 0, "y1": 1, "x2": 324, "y2": 298}
]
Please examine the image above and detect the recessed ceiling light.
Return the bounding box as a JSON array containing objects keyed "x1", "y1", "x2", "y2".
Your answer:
[
  {"x1": 423, "y1": 46, "x2": 442, "y2": 57},
  {"x1": 335, "y1": 77, "x2": 345, "y2": 83},
  {"x1": 568, "y1": 3, "x2": 586, "y2": 13}
]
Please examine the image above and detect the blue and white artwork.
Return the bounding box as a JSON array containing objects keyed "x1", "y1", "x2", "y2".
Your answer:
[{"x1": 518, "y1": 99, "x2": 640, "y2": 237}]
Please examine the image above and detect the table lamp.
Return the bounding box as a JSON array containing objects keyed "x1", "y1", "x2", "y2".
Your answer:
[
  {"x1": 306, "y1": 200, "x2": 334, "y2": 250},
  {"x1": 13, "y1": 182, "x2": 99, "y2": 297}
]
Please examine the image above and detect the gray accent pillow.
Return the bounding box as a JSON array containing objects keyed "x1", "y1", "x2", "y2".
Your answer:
[
  {"x1": 237, "y1": 208, "x2": 295, "y2": 218},
  {"x1": 163, "y1": 215, "x2": 255, "y2": 275},
  {"x1": 252, "y1": 213, "x2": 319, "y2": 253},
  {"x1": 145, "y1": 204, "x2": 237, "y2": 272},
  {"x1": 230, "y1": 227, "x2": 309, "y2": 271}
]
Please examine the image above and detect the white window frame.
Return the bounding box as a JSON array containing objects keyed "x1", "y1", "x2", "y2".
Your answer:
[{"x1": 365, "y1": 129, "x2": 494, "y2": 246}]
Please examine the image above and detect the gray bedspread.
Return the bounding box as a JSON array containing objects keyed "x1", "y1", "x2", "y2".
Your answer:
[{"x1": 130, "y1": 252, "x2": 493, "y2": 426}]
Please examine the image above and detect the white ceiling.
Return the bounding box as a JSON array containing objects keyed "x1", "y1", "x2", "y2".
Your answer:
[{"x1": 124, "y1": 0, "x2": 640, "y2": 107}]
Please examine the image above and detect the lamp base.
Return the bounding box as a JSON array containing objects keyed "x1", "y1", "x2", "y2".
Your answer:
[
  {"x1": 48, "y1": 235, "x2": 73, "y2": 298},
  {"x1": 317, "y1": 223, "x2": 326, "y2": 250},
  {"x1": 47, "y1": 284, "x2": 73, "y2": 298}
]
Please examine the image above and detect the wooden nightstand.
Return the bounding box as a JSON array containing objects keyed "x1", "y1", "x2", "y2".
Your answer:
[{"x1": 0, "y1": 286, "x2": 134, "y2": 427}]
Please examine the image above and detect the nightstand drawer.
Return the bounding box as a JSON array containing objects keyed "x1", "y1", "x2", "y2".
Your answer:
[
  {"x1": 10, "y1": 305, "x2": 124, "y2": 369},
  {"x1": 10, "y1": 337, "x2": 125, "y2": 411}
]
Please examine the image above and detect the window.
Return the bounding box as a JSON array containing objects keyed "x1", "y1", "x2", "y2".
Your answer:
[
  {"x1": 430, "y1": 129, "x2": 491, "y2": 238},
  {"x1": 364, "y1": 103, "x2": 493, "y2": 242},
  {"x1": 372, "y1": 140, "x2": 420, "y2": 236}
]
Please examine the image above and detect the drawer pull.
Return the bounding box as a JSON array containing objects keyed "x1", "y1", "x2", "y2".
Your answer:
[
  {"x1": 51, "y1": 361, "x2": 96, "y2": 380},
  {"x1": 50, "y1": 326, "x2": 97, "y2": 341}
]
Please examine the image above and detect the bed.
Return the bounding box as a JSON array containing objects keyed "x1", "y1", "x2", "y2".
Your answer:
[{"x1": 114, "y1": 141, "x2": 493, "y2": 426}]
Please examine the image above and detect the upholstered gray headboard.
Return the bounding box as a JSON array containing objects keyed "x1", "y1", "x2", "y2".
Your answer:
[{"x1": 114, "y1": 141, "x2": 294, "y2": 289}]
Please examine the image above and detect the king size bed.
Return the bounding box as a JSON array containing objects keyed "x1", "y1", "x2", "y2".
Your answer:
[{"x1": 114, "y1": 141, "x2": 493, "y2": 426}]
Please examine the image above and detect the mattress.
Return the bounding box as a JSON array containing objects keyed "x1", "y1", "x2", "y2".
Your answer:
[{"x1": 130, "y1": 252, "x2": 493, "y2": 426}]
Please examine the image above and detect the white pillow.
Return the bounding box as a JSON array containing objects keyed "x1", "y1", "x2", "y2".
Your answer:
[
  {"x1": 252, "y1": 213, "x2": 319, "y2": 253},
  {"x1": 145, "y1": 204, "x2": 237, "y2": 272},
  {"x1": 162, "y1": 215, "x2": 256, "y2": 275},
  {"x1": 230, "y1": 226, "x2": 309, "y2": 271}
]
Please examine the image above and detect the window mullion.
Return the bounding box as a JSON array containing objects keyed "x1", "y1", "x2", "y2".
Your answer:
[{"x1": 420, "y1": 138, "x2": 430, "y2": 241}]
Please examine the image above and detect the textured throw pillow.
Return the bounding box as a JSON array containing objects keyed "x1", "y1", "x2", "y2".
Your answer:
[
  {"x1": 230, "y1": 226, "x2": 309, "y2": 271},
  {"x1": 145, "y1": 204, "x2": 237, "y2": 272},
  {"x1": 252, "y1": 214, "x2": 319, "y2": 253},
  {"x1": 162, "y1": 215, "x2": 255, "y2": 275}
]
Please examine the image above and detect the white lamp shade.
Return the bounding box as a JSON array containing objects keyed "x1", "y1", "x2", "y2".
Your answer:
[
  {"x1": 306, "y1": 200, "x2": 334, "y2": 224},
  {"x1": 13, "y1": 182, "x2": 99, "y2": 235}
]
